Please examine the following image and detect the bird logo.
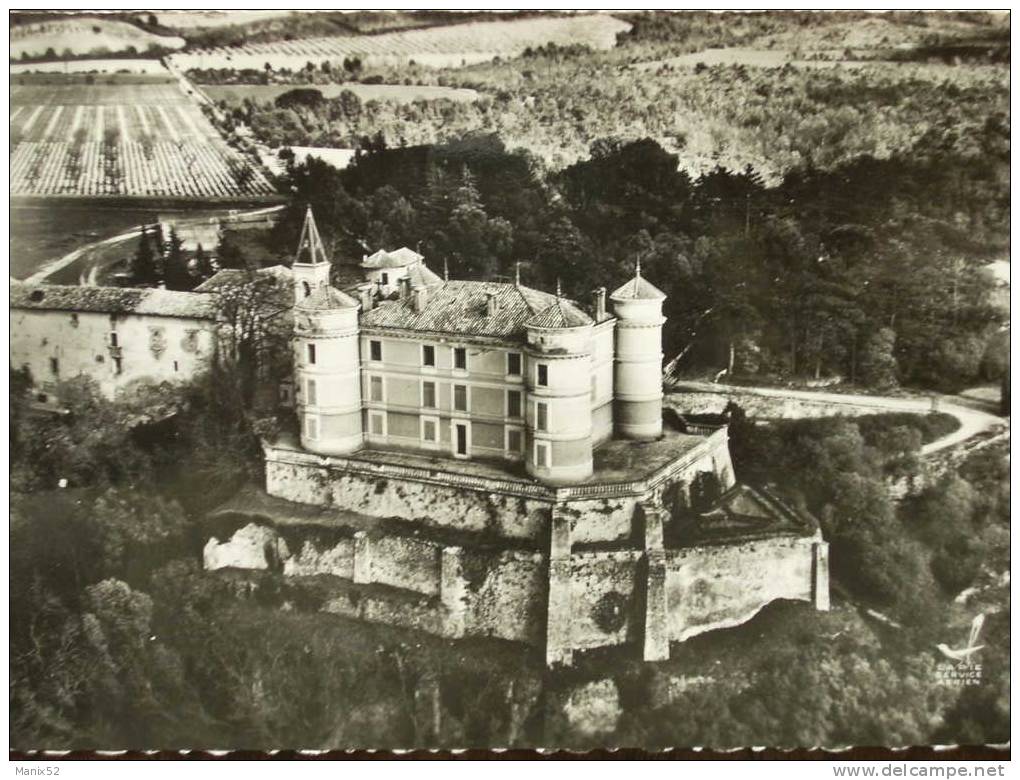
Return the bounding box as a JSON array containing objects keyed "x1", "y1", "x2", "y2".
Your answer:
[{"x1": 937, "y1": 613, "x2": 985, "y2": 663}]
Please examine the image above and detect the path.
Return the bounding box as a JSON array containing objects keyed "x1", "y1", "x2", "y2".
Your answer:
[
  {"x1": 669, "y1": 380, "x2": 1005, "y2": 456},
  {"x1": 25, "y1": 204, "x2": 287, "y2": 286}
]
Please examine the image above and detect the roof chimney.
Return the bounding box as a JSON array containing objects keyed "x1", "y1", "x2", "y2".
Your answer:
[
  {"x1": 412, "y1": 286, "x2": 427, "y2": 313},
  {"x1": 357, "y1": 282, "x2": 374, "y2": 312},
  {"x1": 593, "y1": 287, "x2": 607, "y2": 321},
  {"x1": 485, "y1": 291, "x2": 498, "y2": 317},
  {"x1": 399, "y1": 276, "x2": 411, "y2": 301}
]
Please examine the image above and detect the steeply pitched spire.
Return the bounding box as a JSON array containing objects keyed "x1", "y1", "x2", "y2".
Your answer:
[
  {"x1": 295, "y1": 205, "x2": 328, "y2": 266},
  {"x1": 515, "y1": 261, "x2": 521, "y2": 286},
  {"x1": 556, "y1": 277, "x2": 562, "y2": 298},
  {"x1": 635, "y1": 256, "x2": 642, "y2": 279}
]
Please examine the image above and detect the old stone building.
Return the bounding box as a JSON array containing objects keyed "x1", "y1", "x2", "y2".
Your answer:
[{"x1": 10, "y1": 281, "x2": 218, "y2": 400}]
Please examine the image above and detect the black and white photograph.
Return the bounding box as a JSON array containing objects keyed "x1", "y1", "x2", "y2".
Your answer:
[{"x1": 7, "y1": 7, "x2": 1011, "y2": 760}]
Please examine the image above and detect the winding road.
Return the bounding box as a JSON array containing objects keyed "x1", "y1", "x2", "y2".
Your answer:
[
  {"x1": 668, "y1": 380, "x2": 1007, "y2": 455},
  {"x1": 25, "y1": 204, "x2": 286, "y2": 286}
]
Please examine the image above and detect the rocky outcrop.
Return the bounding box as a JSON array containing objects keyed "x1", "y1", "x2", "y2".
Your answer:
[{"x1": 203, "y1": 523, "x2": 289, "y2": 571}]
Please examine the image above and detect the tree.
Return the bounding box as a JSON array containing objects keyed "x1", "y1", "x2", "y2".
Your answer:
[
  {"x1": 130, "y1": 225, "x2": 158, "y2": 285},
  {"x1": 163, "y1": 227, "x2": 192, "y2": 291},
  {"x1": 194, "y1": 243, "x2": 215, "y2": 279},
  {"x1": 858, "y1": 327, "x2": 898, "y2": 389}
]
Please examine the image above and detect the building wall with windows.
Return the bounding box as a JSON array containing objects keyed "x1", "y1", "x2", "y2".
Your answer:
[
  {"x1": 10, "y1": 284, "x2": 218, "y2": 401},
  {"x1": 358, "y1": 331, "x2": 534, "y2": 462}
]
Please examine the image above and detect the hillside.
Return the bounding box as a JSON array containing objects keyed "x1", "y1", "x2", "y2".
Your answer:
[{"x1": 10, "y1": 16, "x2": 185, "y2": 60}]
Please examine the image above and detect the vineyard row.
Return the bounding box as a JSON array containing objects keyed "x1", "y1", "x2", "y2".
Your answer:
[{"x1": 11, "y1": 140, "x2": 276, "y2": 198}]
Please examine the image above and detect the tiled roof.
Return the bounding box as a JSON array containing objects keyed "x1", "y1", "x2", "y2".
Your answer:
[
  {"x1": 611, "y1": 273, "x2": 666, "y2": 301},
  {"x1": 361, "y1": 280, "x2": 590, "y2": 339},
  {"x1": 406, "y1": 262, "x2": 444, "y2": 290},
  {"x1": 362, "y1": 247, "x2": 424, "y2": 269},
  {"x1": 297, "y1": 285, "x2": 359, "y2": 311},
  {"x1": 10, "y1": 282, "x2": 219, "y2": 320},
  {"x1": 194, "y1": 265, "x2": 292, "y2": 292},
  {"x1": 526, "y1": 296, "x2": 592, "y2": 329}
]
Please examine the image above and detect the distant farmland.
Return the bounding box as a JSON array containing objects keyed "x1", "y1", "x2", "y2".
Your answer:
[
  {"x1": 10, "y1": 74, "x2": 276, "y2": 200},
  {"x1": 170, "y1": 13, "x2": 631, "y2": 71},
  {"x1": 10, "y1": 17, "x2": 185, "y2": 59}
]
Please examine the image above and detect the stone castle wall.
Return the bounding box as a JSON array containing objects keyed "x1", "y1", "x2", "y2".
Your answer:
[{"x1": 665, "y1": 535, "x2": 821, "y2": 642}]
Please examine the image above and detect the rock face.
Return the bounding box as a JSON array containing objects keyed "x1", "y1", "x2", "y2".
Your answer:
[{"x1": 203, "y1": 523, "x2": 289, "y2": 571}]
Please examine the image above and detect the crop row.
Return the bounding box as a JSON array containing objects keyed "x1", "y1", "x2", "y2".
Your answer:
[
  {"x1": 10, "y1": 102, "x2": 226, "y2": 145},
  {"x1": 169, "y1": 14, "x2": 630, "y2": 68},
  {"x1": 11, "y1": 140, "x2": 275, "y2": 198}
]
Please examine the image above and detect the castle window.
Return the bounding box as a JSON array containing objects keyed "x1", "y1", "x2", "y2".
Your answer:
[
  {"x1": 369, "y1": 410, "x2": 386, "y2": 437},
  {"x1": 453, "y1": 384, "x2": 468, "y2": 412},
  {"x1": 381, "y1": 272, "x2": 389, "y2": 286},
  {"x1": 537, "y1": 363, "x2": 548, "y2": 387},
  {"x1": 535, "y1": 402, "x2": 548, "y2": 432},
  {"x1": 304, "y1": 415, "x2": 319, "y2": 441},
  {"x1": 302, "y1": 281, "x2": 311, "y2": 298},
  {"x1": 421, "y1": 416, "x2": 439, "y2": 443},
  {"x1": 173, "y1": 360, "x2": 179, "y2": 373},
  {"x1": 307, "y1": 343, "x2": 316, "y2": 365},
  {"x1": 507, "y1": 352, "x2": 522, "y2": 377},
  {"x1": 369, "y1": 340, "x2": 382, "y2": 362},
  {"x1": 453, "y1": 347, "x2": 467, "y2": 371},
  {"x1": 507, "y1": 389, "x2": 522, "y2": 418},
  {"x1": 369, "y1": 375, "x2": 384, "y2": 403},
  {"x1": 113, "y1": 357, "x2": 123, "y2": 376},
  {"x1": 109, "y1": 332, "x2": 118, "y2": 347},
  {"x1": 70, "y1": 313, "x2": 78, "y2": 328},
  {"x1": 535, "y1": 441, "x2": 550, "y2": 468},
  {"x1": 49, "y1": 357, "x2": 59, "y2": 376},
  {"x1": 506, "y1": 427, "x2": 523, "y2": 454},
  {"x1": 422, "y1": 344, "x2": 436, "y2": 367},
  {"x1": 305, "y1": 378, "x2": 317, "y2": 405},
  {"x1": 422, "y1": 380, "x2": 437, "y2": 409}
]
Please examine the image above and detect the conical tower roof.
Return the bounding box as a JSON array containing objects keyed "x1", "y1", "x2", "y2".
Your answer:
[
  {"x1": 294, "y1": 206, "x2": 329, "y2": 266},
  {"x1": 611, "y1": 258, "x2": 665, "y2": 301}
]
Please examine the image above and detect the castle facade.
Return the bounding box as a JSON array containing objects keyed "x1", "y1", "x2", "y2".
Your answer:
[{"x1": 289, "y1": 207, "x2": 664, "y2": 485}]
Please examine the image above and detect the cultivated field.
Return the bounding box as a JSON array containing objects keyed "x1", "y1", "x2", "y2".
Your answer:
[
  {"x1": 10, "y1": 17, "x2": 184, "y2": 59},
  {"x1": 10, "y1": 75, "x2": 276, "y2": 199},
  {"x1": 155, "y1": 10, "x2": 297, "y2": 30},
  {"x1": 202, "y1": 82, "x2": 480, "y2": 105},
  {"x1": 10, "y1": 58, "x2": 170, "y2": 74},
  {"x1": 169, "y1": 13, "x2": 631, "y2": 70}
]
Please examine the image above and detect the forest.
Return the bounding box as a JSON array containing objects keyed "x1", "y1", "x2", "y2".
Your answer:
[{"x1": 253, "y1": 129, "x2": 1006, "y2": 393}]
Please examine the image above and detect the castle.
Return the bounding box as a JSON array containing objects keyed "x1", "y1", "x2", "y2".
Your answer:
[
  {"x1": 219, "y1": 208, "x2": 830, "y2": 666},
  {"x1": 288, "y1": 206, "x2": 664, "y2": 484}
]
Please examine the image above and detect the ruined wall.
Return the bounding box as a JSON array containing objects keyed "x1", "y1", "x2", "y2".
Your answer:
[
  {"x1": 665, "y1": 536, "x2": 818, "y2": 642},
  {"x1": 465, "y1": 550, "x2": 547, "y2": 645},
  {"x1": 568, "y1": 551, "x2": 641, "y2": 651},
  {"x1": 265, "y1": 458, "x2": 553, "y2": 540}
]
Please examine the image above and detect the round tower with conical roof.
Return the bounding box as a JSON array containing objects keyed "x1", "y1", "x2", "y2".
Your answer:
[
  {"x1": 523, "y1": 285, "x2": 595, "y2": 485},
  {"x1": 292, "y1": 208, "x2": 364, "y2": 455},
  {"x1": 610, "y1": 260, "x2": 666, "y2": 440}
]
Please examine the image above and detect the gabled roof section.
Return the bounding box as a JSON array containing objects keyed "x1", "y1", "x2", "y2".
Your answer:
[
  {"x1": 10, "y1": 281, "x2": 219, "y2": 320},
  {"x1": 407, "y1": 261, "x2": 444, "y2": 290},
  {"x1": 194, "y1": 265, "x2": 292, "y2": 292},
  {"x1": 361, "y1": 280, "x2": 570, "y2": 339},
  {"x1": 362, "y1": 246, "x2": 424, "y2": 269},
  {"x1": 526, "y1": 296, "x2": 592, "y2": 329},
  {"x1": 296, "y1": 285, "x2": 359, "y2": 311},
  {"x1": 294, "y1": 206, "x2": 329, "y2": 266},
  {"x1": 611, "y1": 259, "x2": 665, "y2": 301}
]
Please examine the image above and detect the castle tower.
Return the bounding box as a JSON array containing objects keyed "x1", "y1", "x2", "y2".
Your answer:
[
  {"x1": 524, "y1": 289, "x2": 595, "y2": 485},
  {"x1": 610, "y1": 260, "x2": 666, "y2": 440},
  {"x1": 293, "y1": 209, "x2": 364, "y2": 456},
  {"x1": 292, "y1": 205, "x2": 332, "y2": 301}
]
